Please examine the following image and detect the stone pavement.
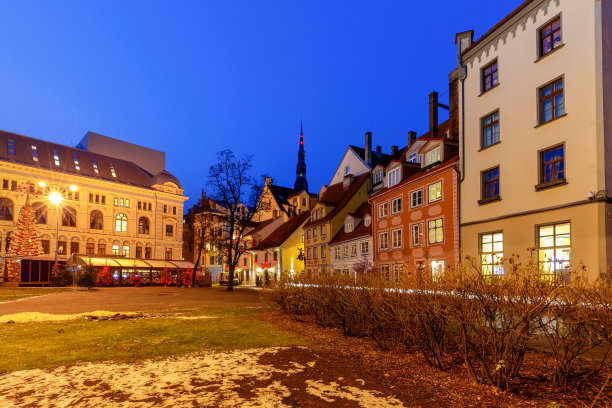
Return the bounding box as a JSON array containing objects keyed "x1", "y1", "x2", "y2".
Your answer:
[{"x1": 0, "y1": 286, "x2": 262, "y2": 315}]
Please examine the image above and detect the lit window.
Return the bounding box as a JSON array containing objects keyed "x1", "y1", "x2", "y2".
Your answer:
[
  {"x1": 424, "y1": 148, "x2": 441, "y2": 166},
  {"x1": 343, "y1": 245, "x2": 349, "y2": 257},
  {"x1": 537, "y1": 223, "x2": 571, "y2": 277},
  {"x1": 364, "y1": 215, "x2": 371, "y2": 227},
  {"x1": 115, "y1": 213, "x2": 127, "y2": 232},
  {"x1": 120, "y1": 198, "x2": 124, "y2": 207},
  {"x1": 387, "y1": 168, "x2": 400, "y2": 187},
  {"x1": 345, "y1": 222, "x2": 353, "y2": 233},
  {"x1": 428, "y1": 218, "x2": 444, "y2": 244},
  {"x1": 350, "y1": 243, "x2": 357, "y2": 257},
  {"x1": 92, "y1": 159, "x2": 99, "y2": 174},
  {"x1": 480, "y1": 232, "x2": 504, "y2": 275},
  {"x1": 31, "y1": 145, "x2": 38, "y2": 162},
  {"x1": 431, "y1": 260, "x2": 445, "y2": 278},
  {"x1": 165, "y1": 248, "x2": 172, "y2": 260},
  {"x1": 72, "y1": 154, "x2": 80, "y2": 171},
  {"x1": 122, "y1": 245, "x2": 130, "y2": 257},
  {"x1": 52, "y1": 150, "x2": 60, "y2": 166},
  {"x1": 109, "y1": 163, "x2": 117, "y2": 178},
  {"x1": 112, "y1": 244, "x2": 120, "y2": 255},
  {"x1": 391, "y1": 197, "x2": 402, "y2": 214},
  {"x1": 126, "y1": 199, "x2": 130, "y2": 208},
  {"x1": 428, "y1": 181, "x2": 442, "y2": 203}
]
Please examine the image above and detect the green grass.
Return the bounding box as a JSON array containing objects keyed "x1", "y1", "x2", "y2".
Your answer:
[
  {"x1": 0, "y1": 308, "x2": 306, "y2": 372},
  {"x1": 0, "y1": 287, "x2": 69, "y2": 302}
]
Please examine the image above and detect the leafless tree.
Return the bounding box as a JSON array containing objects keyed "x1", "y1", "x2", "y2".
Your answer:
[{"x1": 208, "y1": 149, "x2": 268, "y2": 291}]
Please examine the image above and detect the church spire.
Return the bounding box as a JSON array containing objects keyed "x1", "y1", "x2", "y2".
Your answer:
[{"x1": 294, "y1": 121, "x2": 308, "y2": 192}]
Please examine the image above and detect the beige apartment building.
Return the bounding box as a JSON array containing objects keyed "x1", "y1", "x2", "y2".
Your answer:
[
  {"x1": 0, "y1": 130, "x2": 187, "y2": 284},
  {"x1": 456, "y1": 0, "x2": 612, "y2": 279}
]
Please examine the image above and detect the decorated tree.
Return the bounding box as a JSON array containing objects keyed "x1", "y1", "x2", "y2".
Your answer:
[{"x1": 6, "y1": 196, "x2": 43, "y2": 280}]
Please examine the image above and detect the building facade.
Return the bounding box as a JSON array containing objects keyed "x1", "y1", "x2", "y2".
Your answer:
[
  {"x1": 328, "y1": 203, "x2": 373, "y2": 274},
  {"x1": 457, "y1": 0, "x2": 612, "y2": 280}
]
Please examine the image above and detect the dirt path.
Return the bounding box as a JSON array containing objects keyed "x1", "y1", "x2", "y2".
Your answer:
[
  {"x1": 0, "y1": 286, "x2": 261, "y2": 315},
  {"x1": 0, "y1": 346, "x2": 406, "y2": 408}
]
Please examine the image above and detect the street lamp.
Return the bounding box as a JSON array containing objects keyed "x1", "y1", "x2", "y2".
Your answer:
[{"x1": 39, "y1": 181, "x2": 78, "y2": 281}]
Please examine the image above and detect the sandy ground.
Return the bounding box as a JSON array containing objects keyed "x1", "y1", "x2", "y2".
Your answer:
[
  {"x1": 0, "y1": 286, "x2": 261, "y2": 315},
  {"x1": 0, "y1": 346, "x2": 405, "y2": 408}
]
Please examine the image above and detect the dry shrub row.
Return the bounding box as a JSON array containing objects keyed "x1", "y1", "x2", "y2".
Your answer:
[{"x1": 263, "y1": 257, "x2": 612, "y2": 392}]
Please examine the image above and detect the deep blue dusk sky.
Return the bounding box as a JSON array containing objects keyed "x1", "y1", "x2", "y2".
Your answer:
[{"x1": 0, "y1": 1, "x2": 516, "y2": 209}]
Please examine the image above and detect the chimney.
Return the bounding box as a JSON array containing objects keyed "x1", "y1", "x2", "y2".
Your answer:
[
  {"x1": 408, "y1": 131, "x2": 416, "y2": 146},
  {"x1": 448, "y1": 69, "x2": 460, "y2": 141},
  {"x1": 429, "y1": 91, "x2": 439, "y2": 138},
  {"x1": 343, "y1": 174, "x2": 353, "y2": 190},
  {"x1": 391, "y1": 145, "x2": 398, "y2": 155},
  {"x1": 376, "y1": 145, "x2": 382, "y2": 154},
  {"x1": 365, "y1": 132, "x2": 372, "y2": 166},
  {"x1": 265, "y1": 177, "x2": 272, "y2": 185},
  {"x1": 455, "y1": 30, "x2": 474, "y2": 62}
]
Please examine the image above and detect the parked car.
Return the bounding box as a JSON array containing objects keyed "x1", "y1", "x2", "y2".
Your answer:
[{"x1": 217, "y1": 272, "x2": 239, "y2": 286}]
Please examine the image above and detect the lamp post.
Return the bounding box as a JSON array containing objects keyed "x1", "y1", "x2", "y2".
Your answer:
[{"x1": 39, "y1": 182, "x2": 77, "y2": 282}]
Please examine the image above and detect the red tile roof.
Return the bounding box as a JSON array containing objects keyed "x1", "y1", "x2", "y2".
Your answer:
[
  {"x1": 254, "y1": 211, "x2": 311, "y2": 250},
  {"x1": 329, "y1": 204, "x2": 372, "y2": 246}
]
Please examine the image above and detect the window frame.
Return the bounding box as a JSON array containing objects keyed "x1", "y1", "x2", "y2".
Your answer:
[
  {"x1": 391, "y1": 228, "x2": 403, "y2": 249},
  {"x1": 378, "y1": 202, "x2": 388, "y2": 218},
  {"x1": 537, "y1": 144, "x2": 566, "y2": 188},
  {"x1": 481, "y1": 110, "x2": 500, "y2": 149},
  {"x1": 481, "y1": 59, "x2": 499, "y2": 93},
  {"x1": 387, "y1": 167, "x2": 400, "y2": 187},
  {"x1": 391, "y1": 196, "x2": 402, "y2": 214},
  {"x1": 115, "y1": 213, "x2": 127, "y2": 232},
  {"x1": 410, "y1": 222, "x2": 424, "y2": 247},
  {"x1": 424, "y1": 147, "x2": 441, "y2": 167},
  {"x1": 535, "y1": 221, "x2": 571, "y2": 277},
  {"x1": 480, "y1": 166, "x2": 501, "y2": 203},
  {"x1": 427, "y1": 218, "x2": 444, "y2": 244},
  {"x1": 410, "y1": 189, "x2": 423, "y2": 209},
  {"x1": 538, "y1": 77, "x2": 565, "y2": 124},
  {"x1": 538, "y1": 15, "x2": 563, "y2": 58},
  {"x1": 378, "y1": 231, "x2": 389, "y2": 250},
  {"x1": 479, "y1": 231, "x2": 504, "y2": 276},
  {"x1": 427, "y1": 181, "x2": 442, "y2": 203}
]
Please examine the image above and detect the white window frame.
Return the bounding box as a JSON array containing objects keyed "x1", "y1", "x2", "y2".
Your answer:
[
  {"x1": 335, "y1": 246, "x2": 341, "y2": 259},
  {"x1": 428, "y1": 218, "x2": 444, "y2": 244},
  {"x1": 361, "y1": 241, "x2": 369, "y2": 254},
  {"x1": 411, "y1": 223, "x2": 424, "y2": 247},
  {"x1": 374, "y1": 170, "x2": 383, "y2": 184},
  {"x1": 391, "y1": 228, "x2": 403, "y2": 249},
  {"x1": 410, "y1": 189, "x2": 423, "y2": 208},
  {"x1": 424, "y1": 147, "x2": 441, "y2": 166},
  {"x1": 379, "y1": 231, "x2": 389, "y2": 250},
  {"x1": 378, "y1": 202, "x2": 388, "y2": 218},
  {"x1": 428, "y1": 181, "x2": 442, "y2": 203},
  {"x1": 350, "y1": 243, "x2": 357, "y2": 257},
  {"x1": 387, "y1": 167, "x2": 400, "y2": 187},
  {"x1": 391, "y1": 196, "x2": 402, "y2": 214}
]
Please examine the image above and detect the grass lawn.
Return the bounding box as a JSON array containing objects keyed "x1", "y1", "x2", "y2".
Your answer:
[
  {"x1": 0, "y1": 287, "x2": 69, "y2": 302},
  {"x1": 0, "y1": 308, "x2": 306, "y2": 372}
]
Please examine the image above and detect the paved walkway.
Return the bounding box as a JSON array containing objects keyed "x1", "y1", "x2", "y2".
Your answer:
[{"x1": 0, "y1": 286, "x2": 262, "y2": 315}]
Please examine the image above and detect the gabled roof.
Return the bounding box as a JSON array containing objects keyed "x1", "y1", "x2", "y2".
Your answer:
[
  {"x1": 253, "y1": 211, "x2": 311, "y2": 250},
  {"x1": 348, "y1": 145, "x2": 392, "y2": 168},
  {"x1": 0, "y1": 129, "x2": 181, "y2": 191},
  {"x1": 304, "y1": 173, "x2": 370, "y2": 228},
  {"x1": 329, "y1": 203, "x2": 372, "y2": 246},
  {"x1": 268, "y1": 184, "x2": 301, "y2": 207}
]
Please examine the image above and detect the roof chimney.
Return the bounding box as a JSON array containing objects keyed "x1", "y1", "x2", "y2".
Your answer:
[
  {"x1": 429, "y1": 92, "x2": 439, "y2": 138},
  {"x1": 365, "y1": 132, "x2": 372, "y2": 166},
  {"x1": 448, "y1": 69, "x2": 460, "y2": 141},
  {"x1": 391, "y1": 145, "x2": 398, "y2": 155},
  {"x1": 376, "y1": 145, "x2": 382, "y2": 154},
  {"x1": 408, "y1": 131, "x2": 416, "y2": 146},
  {"x1": 265, "y1": 177, "x2": 272, "y2": 185}
]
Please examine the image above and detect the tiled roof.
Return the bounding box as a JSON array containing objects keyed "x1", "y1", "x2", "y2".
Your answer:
[
  {"x1": 0, "y1": 129, "x2": 180, "y2": 190},
  {"x1": 268, "y1": 184, "x2": 301, "y2": 206},
  {"x1": 348, "y1": 145, "x2": 392, "y2": 168},
  {"x1": 304, "y1": 172, "x2": 369, "y2": 228},
  {"x1": 329, "y1": 210, "x2": 372, "y2": 246},
  {"x1": 254, "y1": 211, "x2": 311, "y2": 250},
  {"x1": 347, "y1": 202, "x2": 371, "y2": 218}
]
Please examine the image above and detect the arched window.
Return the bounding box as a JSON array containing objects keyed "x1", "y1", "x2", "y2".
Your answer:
[
  {"x1": 32, "y1": 202, "x2": 46, "y2": 224},
  {"x1": 62, "y1": 207, "x2": 76, "y2": 227},
  {"x1": 138, "y1": 217, "x2": 150, "y2": 234},
  {"x1": 90, "y1": 210, "x2": 103, "y2": 230},
  {"x1": 115, "y1": 213, "x2": 127, "y2": 232},
  {"x1": 0, "y1": 198, "x2": 14, "y2": 221}
]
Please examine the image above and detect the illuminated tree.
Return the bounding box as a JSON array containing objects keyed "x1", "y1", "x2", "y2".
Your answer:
[{"x1": 6, "y1": 196, "x2": 42, "y2": 280}]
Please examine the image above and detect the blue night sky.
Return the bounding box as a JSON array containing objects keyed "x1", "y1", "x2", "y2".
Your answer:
[{"x1": 0, "y1": 1, "x2": 516, "y2": 209}]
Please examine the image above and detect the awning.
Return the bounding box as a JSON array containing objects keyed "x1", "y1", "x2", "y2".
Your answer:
[
  {"x1": 73, "y1": 256, "x2": 196, "y2": 270},
  {"x1": 144, "y1": 259, "x2": 181, "y2": 269},
  {"x1": 114, "y1": 258, "x2": 152, "y2": 268}
]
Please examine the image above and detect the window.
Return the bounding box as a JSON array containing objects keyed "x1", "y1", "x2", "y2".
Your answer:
[
  {"x1": 313, "y1": 246, "x2": 318, "y2": 259},
  {"x1": 343, "y1": 245, "x2": 349, "y2": 257},
  {"x1": 164, "y1": 248, "x2": 172, "y2": 260},
  {"x1": 145, "y1": 246, "x2": 152, "y2": 259},
  {"x1": 410, "y1": 190, "x2": 423, "y2": 208},
  {"x1": 539, "y1": 78, "x2": 564, "y2": 123},
  {"x1": 408, "y1": 153, "x2": 419, "y2": 163},
  {"x1": 379, "y1": 231, "x2": 389, "y2": 250},
  {"x1": 41, "y1": 240, "x2": 50, "y2": 254},
  {"x1": 380, "y1": 264, "x2": 390, "y2": 282},
  {"x1": 307, "y1": 248, "x2": 311, "y2": 260},
  {"x1": 56, "y1": 240, "x2": 66, "y2": 255},
  {"x1": 392, "y1": 263, "x2": 404, "y2": 283},
  {"x1": 391, "y1": 228, "x2": 403, "y2": 248},
  {"x1": 480, "y1": 232, "x2": 504, "y2": 276},
  {"x1": 90, "y1": 211, "x2": 103, "y2": 230},
  {"x1": 136, "y1": 246, "x2": 142, "y2": 258},
  {"x1": 374, "y1": 171, "x2": 383, "y2": 184},
  {"x1": 387, "y1": 168, "x2": 400, "y2": 187},
  {"x1": 92, "y1": 159, "x2": 99, "y2": 174},
  {"x1": 378, "y1": 202, "x2": 388, "y2": 218},
  {"x1": 431, "y1": 260, "x2": 445, "y2": 278},
  {"x1": 173, "y1": 206, "x2": 176, "y2": 215},
  {"x1": 335, "y1": 246, "x2": 341, "y2": 259},
  {"x1": 428, "y1": 218, "x2": 444, "y2": 244},
  {"x1": 302, "y1": 198, "x2": 306, "y2": 206},
  {"x1": 321, "y1": 245, "x2": 327, "y2": 258},
  {"x1": 101, "y1": 196, "x2": 106, "y2": 204},
  {"x1": 346, "y1": 243, "x2": 355, "y2": 257},
  {"x1": 10, "y1": 181, "x2": 16, "y2": 191},
  {"x1": 98, "y1": 243, "x2": 106, "y2": 255},
  {"x1": 243, "y1": 257, "x2": 247, "y2": 266},
  {"x1": 321, "y1": 225, "x2": 326, "y2": 235},
  {"x1": 120, "y1": 199, "x2": 124, "y2": 207},
  {"x1": 126, "y1": 200, "x2": 130, "y2": 208},
  {"x1": 62, "y1": 207, "x2": 76, "y2": 227},
  {"x1": 72, "y1": 154, "x2": 80, "y2": 171},
  {"x1": 361, "y1": 241, "x2": 369, "y2": 254},
  {"x1": 537, "y1": 222, "x2": 571, "y2": 276},
  {"x1": 147, "y1": 203, "x2": 151, "y2": 211},
  {"x1": 122, "y1": 245, "x2": 130, "y2": 257},
  {"x1": 313, "y1": 228, "x2": 318, "y2": 237},
  {"x1": 482, "y1": 60, "x2": 498, "y2": 92},
  {"x1": 70, "y1": 241, "x2": 79, "y2": 255},
  {"x1": 428, "y1": 182, "x2": 442, "y2": 203},
  {"x1": 345, "y1": 222, "x2": 353, "y2": 233},
  {"x1": 163, "y1": 205, "x2": 167, "y2": 213},
  {"x1": 307, "y1": 230, "x2": 311, "y2": 239},
  {"x1": 31, "y1": 145, "x2": 38, "y2": 162},
  {"x1": 540, "y1": 145, "x2": 565, "y2": 184},
  {"x1": 115, "y1": 214, "x2": 127, "y2": 232},
  {"x1": 2, "y1": 179, "x2": 8, "y2": 190},
  {"x1": 540, "y1": 17, "x2": 562, "y2": 57},
  {"x1": 345, "y1": 165, "x2": 350, "y2": 175},
  {"x1": 424, "y1": 148, "x2": 441, "y2": 166},
  {"x1": 52, "y1": 150, "x2": 60, "y2": 166},
  {"x1": 411, "y1": 223, "x2": 424, "y2": 247},
  {"x1": 364, "y1": 215, "x2": 371, "y2": 227},
  {"x1": 391, "y1": 197, "x2": 402, "y2": 214},
  {"x1": 166, "y1": 225, "x2": 174, "y2": 237},
  {"x1": 112, "y1": 244, "x2": 120, "y2": 255},
  {"x1": 109, "y1": 164, "x2": 117, "y2": 178},
  {"x1": 482, "y1": 111, "x2": 500, "y2": 148},
  {"x1": 7, "y1": 140, "x2": 15, "y2": 157},
  {"x1": 33, "y1": 202, "x2": 46, "y2": 224},
  {"x1": 138, "y1": 217, "x2": 150, "y2": 234},
  {"x1": 481, "y1": 167, "x2": 500, "y2": 201}
]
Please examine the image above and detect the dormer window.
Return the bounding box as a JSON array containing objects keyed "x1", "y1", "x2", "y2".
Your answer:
[
  {"x1": 344, "y1": 165, "x2": 350, "y2": 175},
  {"x1": 364, "y1": 215, "x2": 371, "y2": 227},
  {"x1": 345, "y1": 221, "x2": 354, "y2": 233},
  {"x1": 109, "y1": 163, "x2": 117, "y2": 178},
  {"x1": 31, "y1": 145, "x2": 38, "y2": 162},
  {"x1": 374, "y1": 170, "x2": 383, "y2": 184},
  {"x1": 7, "y1": 140, "x2": 15, "y2": 157},
  {"x1": 388, "y1": 167, "x2": 400, "y2": 187},
  {"x1": 92, "y1": 159, "x2": 99, "y2": 174},
  {"x1": 52, "y1": 150, "x2": 60, "y2": 166},
  {"x1": 408, "y1": 153, "x2": 419, "y2": 163},
  {"x1": 72, "y1": 154, "x2": 80, "y2": 171},
  {"x1": 424, "y1": 147, "x2": 441, "y2": 167}
]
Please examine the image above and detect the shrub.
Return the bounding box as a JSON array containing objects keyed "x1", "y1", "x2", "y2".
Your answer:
[
  {"x1": 58, "y1": 267, "x2": 73, "y2": 286},
  {"x1": 77, "y1": 266, "x2": 97, "y2": 289}
]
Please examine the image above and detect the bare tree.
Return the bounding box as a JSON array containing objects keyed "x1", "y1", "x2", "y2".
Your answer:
[{"x1": 208, "y1": 150, "x2": 268, "y2": 291}]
